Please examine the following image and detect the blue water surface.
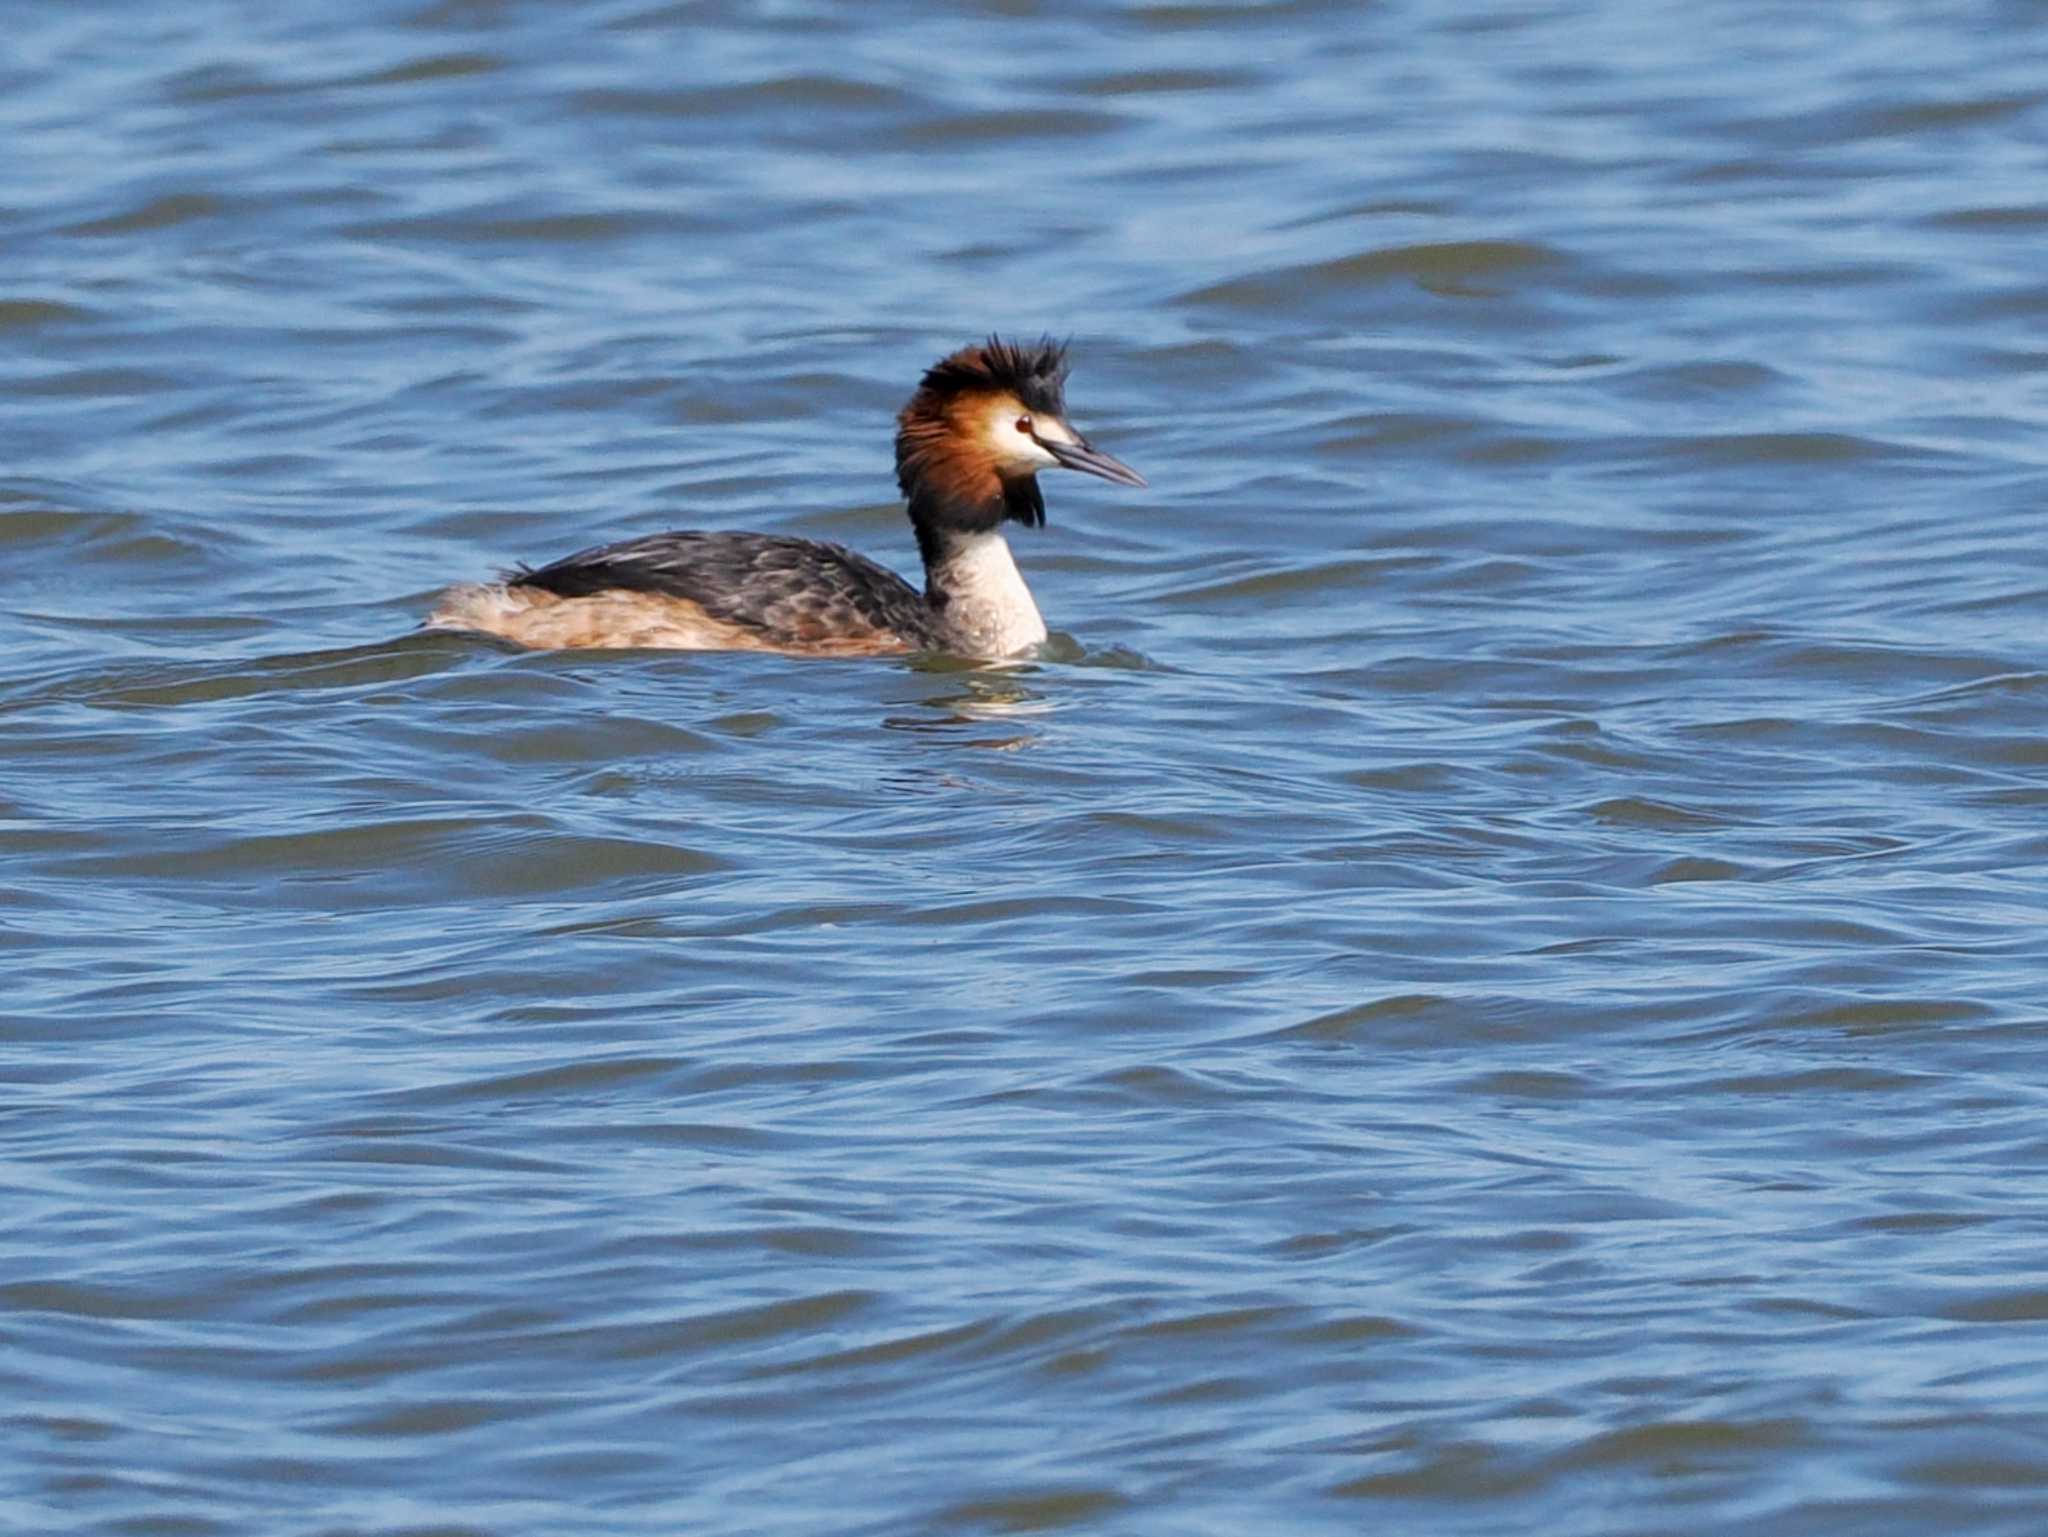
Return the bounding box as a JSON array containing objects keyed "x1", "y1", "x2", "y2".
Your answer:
[{"x1": 5, "y1": 3, "x2": 2048, "y2": 1534}]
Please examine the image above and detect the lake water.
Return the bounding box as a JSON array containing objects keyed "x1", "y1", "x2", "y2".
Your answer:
[{"x1": 6, "y1": 2, "x2": 2048, "y2": 1533}]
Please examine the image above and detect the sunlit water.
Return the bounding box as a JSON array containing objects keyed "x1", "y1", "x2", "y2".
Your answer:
[{"x1": 7, "y1": 3, "x2": 2048, "y2": 1534}]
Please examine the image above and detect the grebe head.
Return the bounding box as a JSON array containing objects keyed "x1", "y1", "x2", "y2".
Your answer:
[{"x1": 894, "y1": 336, "x2": 1145, "y2": 552}]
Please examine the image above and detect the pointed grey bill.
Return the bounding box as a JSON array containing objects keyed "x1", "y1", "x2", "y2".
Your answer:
[{"x1": 1045, "y1": 436, "x2": 1147, "y2": 488}]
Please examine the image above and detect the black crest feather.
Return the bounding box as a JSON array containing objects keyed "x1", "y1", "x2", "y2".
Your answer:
[
  {"x1": 914, "y1": 334, "x2": 1069, "y2": 417},
  {"x1": 896, "y1": 334, "x2": 1072, "y2": 542}
]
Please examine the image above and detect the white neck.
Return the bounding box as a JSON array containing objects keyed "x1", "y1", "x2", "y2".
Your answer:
[{"x1": 925, "y1": 531, "x2": 1047, "y2": 658}]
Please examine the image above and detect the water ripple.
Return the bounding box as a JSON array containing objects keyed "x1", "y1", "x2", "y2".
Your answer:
[{"x1": 7, "y1": 2, "x2": 2048, "y2": 1534}]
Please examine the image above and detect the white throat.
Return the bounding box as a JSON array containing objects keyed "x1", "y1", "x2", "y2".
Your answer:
[{"x1": 927, "y1": 531, "x2": 1047, "y2": 658}]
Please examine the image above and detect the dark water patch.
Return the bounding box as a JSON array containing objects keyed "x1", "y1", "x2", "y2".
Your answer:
[
  {"x1": 1926, "y1": 202, "x2": 2048, "y2": 232},
  {"x1": 1070, "y1": 67, "x2": 1261, "y2": 96},
  {"x1": 1936, "y1": 1290, "x2": 2048, "y2": 1326},
  {"x1": 1743, "y1": 259, "x2": 1926, "y2": 291},
  {"x1": 750, "y1": 1318, "x2": 993, "y2": 1380},
  {"x1": 64, "y1": 193, "x2": 226, "y2": 237},
  {"x1": 1656, "y1": 429, "x2": 1907, "y2": 466},
  {"x1": 393, "y1": 1053, "x2": 697, "y2": 1107},
  {"x1": 930, "y1": 1486, "x2": 1130, "y2": 1533},
  {"x1": 322, "y1": 1394, "x2": 538, "y2": 1438},
  {"x1": 1155, "y1": 556, "x2": 1416, "y2": 608},
  {"x1": 576, "y1": 77, "x2": 915, "y2": 120},
  {"x1": 1311, "y1": 410, "x2": 1479, "y2": 456},
  {"x1": 576, "y1": 1289, "x2": 879, "y2": 1361},
  {"x1": 0, "y1": 503, "x2": 150, "y2": 552},
  {"x1": 1265, "y1": 995, "x2": 1481, "y2": 1046},
  {"x1": 345, "y1": 207, "x2": 706, "y2": 246},
  {"x1": 1580, "y1": 797, "x2": 1730, "y2": 830},
  {"x1": 1131, "y1": 0, "x2": 1372, "y2": 30},
  {"x1": 1701, "y1": 1067, "x2": 1934, "y2": 1097},
  {"x1": 1607, "y1": 357, "x2": 1788, "y2": 401},
  {"x1": 1457, "y1": 1069, "x2": 1594, "y2": 1101},
  {"x1": 1644, "y1": 855, "x2": 1748, "y2": 883},
  {"x1": 1556, "y1": 1415, "x2": 1812, "y2": 1471},
  {"x1": 349, "y1": 51, "x2": 505, "y2": 88},
  {"x1": 1179, "y1": 240, "x2": 1564, "y2": 308},
  {"x1": 1785, "y1": 997, "x2": 1999, "y2": 1036},
  {"x1": 165, "y1": 64, "x2": 300, "y2": 105},
  {"x1": 51, "y1": 815, "x2": 726, "y2": 901},
  {"x1": 0, "y1": 297, "x2": 99, "y2": 331},
  {"x1": 892, "y1": 106, "x2": 1127, "y2": 148},
  {"x1": 1329, "y1": 1442, "x2": 1549, "y2": 1501},
  {"x1": 1858, "y1": 92, "x2": 2042, "y2": 138},
  {"x1": 18, "y1": 644, "x2": 461, "y2": 713},
  {"x1": 1939, "y1": 281, "x2": 2048, "y2": 324},
  {"x1": 12, "y1": 366, "x2": 181, "y2": 400}
]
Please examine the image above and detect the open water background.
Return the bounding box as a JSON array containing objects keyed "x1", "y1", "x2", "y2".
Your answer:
[{"x1": 6, "y1": 2, "x2": 2048, "y2": 1533}]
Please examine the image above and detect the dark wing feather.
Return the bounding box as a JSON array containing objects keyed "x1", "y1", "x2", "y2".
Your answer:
[{"x1": 511, "y1": 530, "x2": 940, "y2": 649}]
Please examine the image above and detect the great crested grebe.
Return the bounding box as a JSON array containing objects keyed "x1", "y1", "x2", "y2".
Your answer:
[{"x1": 425, "y1": 336, "x2": 1144, "y2": 659}]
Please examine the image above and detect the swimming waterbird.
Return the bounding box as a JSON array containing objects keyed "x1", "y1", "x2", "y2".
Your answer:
[{"x1": 426, "y1": 336, "x2": 1144, "y2": 659}]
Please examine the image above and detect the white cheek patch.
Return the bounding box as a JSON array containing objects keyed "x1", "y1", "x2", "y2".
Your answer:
[{"x1": 986, "y1": 404, "x2": 1062, "y2": 469}]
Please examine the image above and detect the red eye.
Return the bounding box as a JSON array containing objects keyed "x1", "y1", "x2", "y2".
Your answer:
[{"x1": 1015, "y1": 415, "x2": 1033, "y2": 435}]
